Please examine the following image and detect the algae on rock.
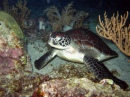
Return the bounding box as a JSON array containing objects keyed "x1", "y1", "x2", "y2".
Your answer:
[
  {"x1": 0, "y1": 11, "x2": 24, "y2": 39},
  {"x1": 0, "y1": 11, "x2": 33, "y2": 96}
]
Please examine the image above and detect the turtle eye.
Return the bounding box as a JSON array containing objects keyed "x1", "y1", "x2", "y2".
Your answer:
[
  {"x1": 53, "y1": 39, "x2": 58, "y2": 45},
  {"x1": 53, "y1": 37, "x2": 61, "y2": 45}
]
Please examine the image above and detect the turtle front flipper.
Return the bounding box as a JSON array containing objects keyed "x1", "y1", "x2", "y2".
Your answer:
[
  {"x1": 83, "y1": 55, "x2": 128, "y2": 90},
  {"x1": 34, "y1": 49, "x2": 56, "y2": 70}
]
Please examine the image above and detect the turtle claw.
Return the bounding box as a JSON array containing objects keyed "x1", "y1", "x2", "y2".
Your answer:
[
  {"x1": 34, "y1": 50, "x2": 54, "y2": 70},
  {"x1": 83, "y1": 55, "x2": 129, "y2": 90}
]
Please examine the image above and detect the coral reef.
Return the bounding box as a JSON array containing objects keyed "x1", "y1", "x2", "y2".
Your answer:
[
  {"x1": 44, "y1": 2, "x2": 89, "y2": 31},
  {"x1": 32, "y1": 78, "x2": 130, "y2": 97},
  {"x1": 0, "y1": 11, "x2": 53, "y2": 96},
  {"x1": 96, "y1": 11, "x2": 130, "y2": 56},
  {"x1": 1, "y1": 1, "x2": 129, "y2": 96},
  {"x1": 0, "y1": 11, "x2": 30, "y2": 96},
  {"x1": 1, "y1": 0, "x2": 31, "y2": 29},
  {"x1": 0, "y1": 73, "x2": 51, "y2": 96},
  {"x1": 0, "y1": 11, "x2": 25, "y2": 63},
  {"x1": 32, "y1": 63, "x2": 130, "y2": 97}
]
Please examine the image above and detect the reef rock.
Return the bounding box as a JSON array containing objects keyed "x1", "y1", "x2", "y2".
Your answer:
[
  {"x1": 32, "y1": 78, "x2": 130, "y2": 97},
  {"x1": 0, "y1": 11, "x2": 28, "y2": 75},
  {"x1": 0, "y1": 11, "x2": 32, "y2": 96}
]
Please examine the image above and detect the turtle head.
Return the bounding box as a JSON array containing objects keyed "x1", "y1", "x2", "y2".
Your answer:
[{"x1": 48, "y1": 32, "x2": 71, "y2": 49}]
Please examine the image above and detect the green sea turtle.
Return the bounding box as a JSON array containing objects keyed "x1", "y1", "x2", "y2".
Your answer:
[{"x1": 35, "y1": 28, "x2": 128, "y2": 89}]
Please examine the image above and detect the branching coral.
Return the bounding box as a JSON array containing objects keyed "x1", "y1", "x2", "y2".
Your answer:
[
  {"x1": 96, "y1": 11, "x2": 130, "y2": 56},
  {"x1": 44, "y1": 2, "x2": 89, "y2": 31},
  {"x1": 1, "y1": 0, "x2": 31, "y2": 29}
]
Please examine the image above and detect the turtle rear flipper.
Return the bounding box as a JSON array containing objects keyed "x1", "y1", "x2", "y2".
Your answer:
[
  {"x1": 83, "y1": 55, "x2": 128, "y2": 90},
  {"x1": 34, "y1": 49, "x2": 56, "y2": 70}
]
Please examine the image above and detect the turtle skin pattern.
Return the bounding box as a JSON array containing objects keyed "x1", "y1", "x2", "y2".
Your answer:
[{"x1": 84, "y1": 55, "x2": 128, "y2": 89}]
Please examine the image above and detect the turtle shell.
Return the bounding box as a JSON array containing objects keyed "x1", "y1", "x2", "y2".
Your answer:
[{"x1": 65, "y1": 28, "x2": 118, "y2": 58}]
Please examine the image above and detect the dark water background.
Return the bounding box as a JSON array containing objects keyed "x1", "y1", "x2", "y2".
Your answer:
[{"x1": 1, "y1": 0, "x2": 129, "y2": 18}]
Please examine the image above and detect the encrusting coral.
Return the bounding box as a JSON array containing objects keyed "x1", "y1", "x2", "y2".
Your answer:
[
  {"x1": 96, "y1": 11, "x2": 130, "y2": 56},
  {"x1": 44, "y1": 2, "x2": 89, "y2": 31}
]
